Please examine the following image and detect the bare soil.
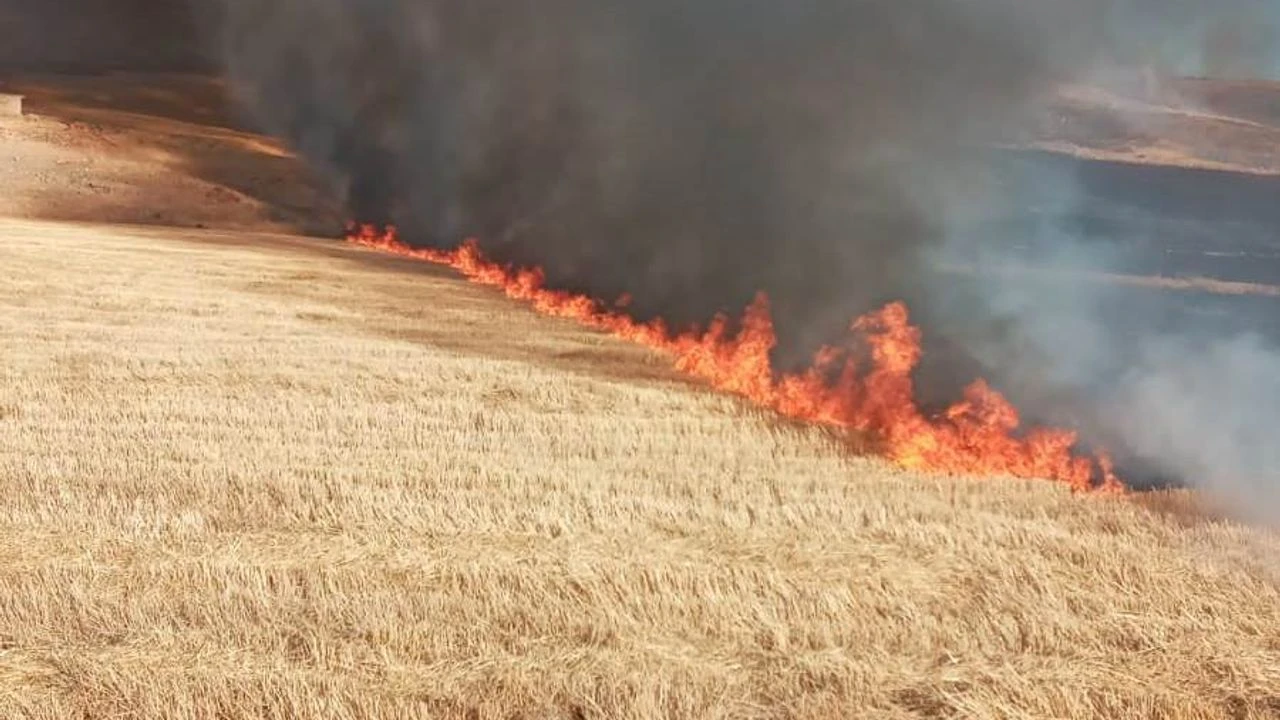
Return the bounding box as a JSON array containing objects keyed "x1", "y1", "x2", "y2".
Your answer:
[
  {"x1": 0, "y1": 72, "x2": 342, "y2": 234},
  {"x1": 1027, "y1": 77, "x2": 1280, "y2": 175}
]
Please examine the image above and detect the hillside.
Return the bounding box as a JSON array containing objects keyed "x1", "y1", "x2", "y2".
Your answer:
[
  {"x1": 1, "y1": 71, "x2": 1280, "y2": 717},
  {"x1": 0, "y1": 72, "x2": 340, "y2": 233}
]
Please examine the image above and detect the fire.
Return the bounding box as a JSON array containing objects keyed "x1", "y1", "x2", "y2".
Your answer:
[{"x1": 347, "y1": 224, "x2": 1124, "y2": 493}]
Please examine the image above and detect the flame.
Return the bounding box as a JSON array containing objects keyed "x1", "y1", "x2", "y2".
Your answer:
[{"x1": 347, "y1": 223, "x2": 1124, "y2": 493}]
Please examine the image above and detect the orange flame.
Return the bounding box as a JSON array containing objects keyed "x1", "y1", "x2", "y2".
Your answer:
[{"x1": 347, "y1": 223, "x2": 1124, "y2": 493}]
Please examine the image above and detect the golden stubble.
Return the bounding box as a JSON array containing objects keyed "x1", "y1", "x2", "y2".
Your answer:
[{"x1": 1, "y1": 218, "x2": 1279, "y2": 719}]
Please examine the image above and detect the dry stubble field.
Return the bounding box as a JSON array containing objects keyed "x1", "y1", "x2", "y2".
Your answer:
[{"x1": 1, "y1": 217, "x2": 1280, "y2": 718}]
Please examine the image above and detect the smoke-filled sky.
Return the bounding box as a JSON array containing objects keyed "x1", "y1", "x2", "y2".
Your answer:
[
  {"x1": 216, "y1": 0, "x2": 1053, "y2": 340},
  {"x1": 0, "y1": 2, "x2": 210, "y2": 71},
  {"x1": 207, "y1": 1, "x2": 1280, "y2": 503}
]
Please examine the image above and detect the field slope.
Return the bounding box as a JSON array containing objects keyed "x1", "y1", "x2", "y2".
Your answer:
[{"x1": 1, "y1": 218, "x2": 1279, "y2": 718}]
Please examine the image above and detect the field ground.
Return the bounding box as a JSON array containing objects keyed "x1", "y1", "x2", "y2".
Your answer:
[
  {"x1": 4, "y1": 72, "x2": 1280, "y2": 718},
  {"x1": 2, "y1": 218, "x2": 1280, "y2": 718}
]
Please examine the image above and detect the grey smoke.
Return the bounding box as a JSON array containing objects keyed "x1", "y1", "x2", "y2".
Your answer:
[
  {"x1": 214, "y1": 0, "x2": 1280, "y2": 503},
  {"x1": 211, "y1": 0, "x2": 1070, "y2": 343},
  {"x1": 0, "y1": 1, "x2": 211, "y2": 72}
]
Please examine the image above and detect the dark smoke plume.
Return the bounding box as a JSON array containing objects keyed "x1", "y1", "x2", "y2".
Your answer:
[
  {"x1": 213, "y1": 0, "x2": 1056, "y2": 349},
  {"x1": 0, "y1": 1, "x2": 211, "y2": 72},
  {"x1": 213, "y1": 0, "x2": 1280, "y2": 503}
]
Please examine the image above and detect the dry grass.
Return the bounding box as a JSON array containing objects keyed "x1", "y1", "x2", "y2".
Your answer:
[{"x1": 2, "y1": 218, "x2": 1280, "y2": 719}]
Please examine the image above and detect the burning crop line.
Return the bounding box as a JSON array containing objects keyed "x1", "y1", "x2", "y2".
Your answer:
[{"x1": 348, "y1": 223, "x2": 1123, "y2": 493}]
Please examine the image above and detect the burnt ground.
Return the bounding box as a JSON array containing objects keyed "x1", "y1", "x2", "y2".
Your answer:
[
  {"x1": 1002, "y1": 78, "x2": 1280, "y2": 344},
  {"x1": 976, "y1": 150, "x2": 1280, "y2": 335},
  {"x1": 926, "y1": 150, "x2": 1280, "y2": 488}
]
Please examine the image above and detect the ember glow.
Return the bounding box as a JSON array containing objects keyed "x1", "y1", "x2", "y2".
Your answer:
[{"x1": 348, "y1": 224, "x2": 1124, "y2": 492}]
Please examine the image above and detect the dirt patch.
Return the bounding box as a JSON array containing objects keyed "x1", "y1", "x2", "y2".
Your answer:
[
  {"x1": 1024, "y1": 79, "x2": 1280, "y2": 175},
  {"x1": 0, "y1": 73, "x2": 342, "y2": 234}
]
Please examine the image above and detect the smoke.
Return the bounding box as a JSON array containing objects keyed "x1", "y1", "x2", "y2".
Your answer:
[
  {"x1": 0, "y1": 1, "x2": 210, "y2": 72},
  {"x1": 212, "y1": 0, "x2": 1059, "y2": 351},
  {"x1": 213, "y1": 0, "x2": 1280, "y2": 505}
]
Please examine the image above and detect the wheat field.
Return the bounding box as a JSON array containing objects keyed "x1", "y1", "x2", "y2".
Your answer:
[{"x1": 2, "y1": 217, "x2": 1280, "y2": 719}]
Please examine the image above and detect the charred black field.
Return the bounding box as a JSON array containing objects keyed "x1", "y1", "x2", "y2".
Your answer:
[{"x1": 920, "y1": 150, "x2": 1280, "y2": 489}]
